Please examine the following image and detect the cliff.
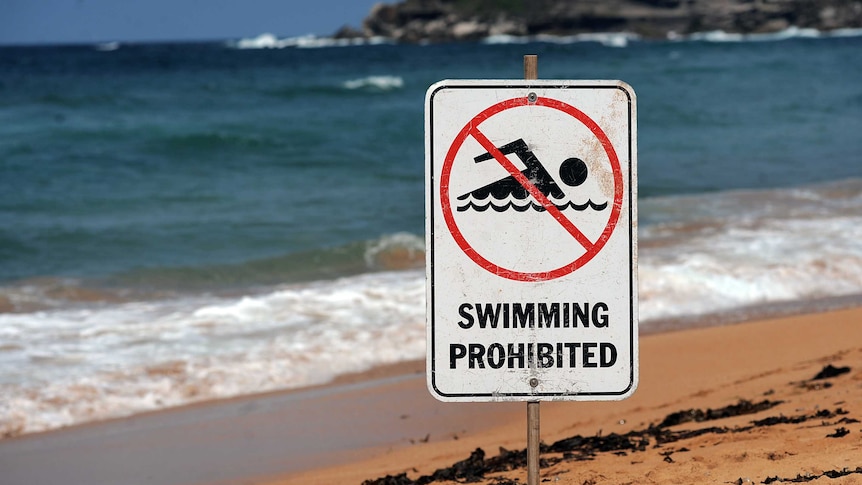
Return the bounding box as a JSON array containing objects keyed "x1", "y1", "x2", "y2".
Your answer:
[{"x1": 355, "y1": 0, "x2": 862, "y2": 42}]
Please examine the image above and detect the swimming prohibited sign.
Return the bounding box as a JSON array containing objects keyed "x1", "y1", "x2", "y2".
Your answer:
[{"x1": 425, "y1": 80, "x2": 638, "y2": 402}]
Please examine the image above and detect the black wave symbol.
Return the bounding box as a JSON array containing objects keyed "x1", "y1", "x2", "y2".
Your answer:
[{"x1": 456, "y1": 200, "x2": 608, "y2": 212}]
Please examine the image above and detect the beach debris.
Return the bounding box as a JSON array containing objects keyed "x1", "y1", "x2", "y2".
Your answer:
[
  {"x1": 657, "y1": 399, "x2": 782, "y2": 428},
  {"x1": 409, "y1": 434, "x2": 430, "y2": 445},
  {"x1": 363, "y1": 399, "x2": 852, "y2": 485},
  {"x1": 794, "y1": 365, "x2": 853, "y2": 390},
  {"x1": 750, "y1": 408, "x2": 847, "y2": 427},
  {"x1": 762, "y1": 467, "x2": 862, "y2": 483},
  {"x1": 426, "y1": 448, "x2": 487, "y2": 483},
  {"x1": 548, "y1": 430, "x2": 649, "y2": 459},
  {"x1": 811, "y1": 364, "x2": 851, "y2": 380},
  {"x1": 362, "y1": 473, "x2": 415, "y2": 485},
  {"x1": 826, "y1": 427, "x2": 850, "y2": 438}
]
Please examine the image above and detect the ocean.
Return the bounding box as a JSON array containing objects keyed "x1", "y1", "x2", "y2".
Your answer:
[{"x1": 1, "y1": 29, "x2": 861, "y2": 437}]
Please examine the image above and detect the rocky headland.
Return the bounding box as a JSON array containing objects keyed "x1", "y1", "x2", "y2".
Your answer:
[{"x1": 342, "y1": 0, "x2": 862, "y2": 42}]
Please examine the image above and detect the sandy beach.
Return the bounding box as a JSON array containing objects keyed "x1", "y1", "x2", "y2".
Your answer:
[
  {"x1": 1, "y1": 306, "x2": 859, "y2": 485},
  {"x1": 274, "y1": 306, "x2": 862, "y2": 485}
]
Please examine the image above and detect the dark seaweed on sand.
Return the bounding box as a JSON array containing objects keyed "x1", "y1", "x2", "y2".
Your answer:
[
  {"x1": 364, "y1": 366, "x2": 857, "y2": 485},
  {"x1": 362, "y1": 399, "x2": 813, "y2": 485},
  {"x1": 811, "y1": 364, "x2": 851, "y2": 380},
  {"x1": 762, "y1": 467, "x2": 862, "y2": 483},
  {"x1": 657, "y1": 399, "x2": 781, "y2": 428}
]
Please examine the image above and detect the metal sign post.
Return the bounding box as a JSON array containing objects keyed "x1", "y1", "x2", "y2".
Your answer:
[
  {"x1": 524, "y1": 54, "x2": 540, "y2": 485},
  {"x1": 528, "y1": 399, "x2": 540, "y2": 485},
  {"x1": 425, "y1": 54, "x2": 638, "y2": 485}
]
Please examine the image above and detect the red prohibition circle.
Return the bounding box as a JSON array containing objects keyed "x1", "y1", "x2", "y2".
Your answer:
[{"x1": 440, "y1": 95, "x2": 624, "y2": 282}]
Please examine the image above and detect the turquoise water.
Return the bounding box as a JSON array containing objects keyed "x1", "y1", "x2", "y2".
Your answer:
[{"x1": 1, "y1": 31, "x2": 861, "y2": 435}]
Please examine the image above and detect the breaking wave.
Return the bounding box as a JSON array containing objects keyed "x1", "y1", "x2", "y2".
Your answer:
[
  {"x1": 342, "y1": 75, "x2": 404, "y2": 91},
  {"x1": 231, "y1": 33, "x2": 392, "y2": 49},
  {"x1": 674, "y1": 26, "x2": 862, "y2": 42},
  {"x1": 482, "y1": 26, "x2": 862, "y2": 47}
]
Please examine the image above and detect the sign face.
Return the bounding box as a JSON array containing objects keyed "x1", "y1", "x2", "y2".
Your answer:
[{"x1": 425, "y1": 80, "x2": 637, "y2": 402}]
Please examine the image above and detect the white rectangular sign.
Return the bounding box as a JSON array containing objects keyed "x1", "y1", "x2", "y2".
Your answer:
[{"x1": 425, "y1": 80, "x2": 637, "y2": 402}]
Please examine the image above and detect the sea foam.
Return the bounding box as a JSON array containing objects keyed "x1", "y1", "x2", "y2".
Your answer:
[
  {"x1": 483, "y1": 32, "x2": 637, "y2": 47},
  {"x1": 342, "y1": 75, "x2": 405, "y2": 91},
  {"x1": 2, "y1": 181, "x2": 862, "y2": 437},
  {"x1": 680, "y1": 26, "x2": 862, "y2": 42},
  {"x1": 233, "y1": 33, "x2": 391, "y2": 49}
]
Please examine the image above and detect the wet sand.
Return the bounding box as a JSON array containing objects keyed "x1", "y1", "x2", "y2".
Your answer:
[
  {"x1": 1, "y1": 307, "x2": 861, "y2": 485},
  {"x1": 0, "y1": 358, "x2": 522, "y2": 485}
]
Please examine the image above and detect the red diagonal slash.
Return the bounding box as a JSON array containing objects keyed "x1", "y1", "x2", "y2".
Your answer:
[{"x1": 469, "y1": 127, "x2": 594, "y2": 251}]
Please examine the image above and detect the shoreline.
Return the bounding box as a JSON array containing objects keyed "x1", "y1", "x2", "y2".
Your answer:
[
  {"x1": 4, "y1": 176, "x2": 862, "y2": 442},
  {"x1": 1, "y1": 304, "x2": 861, "y2": 485},
  {"x1": 5, "y1": 291, "x2": 860, "y2": 441}
]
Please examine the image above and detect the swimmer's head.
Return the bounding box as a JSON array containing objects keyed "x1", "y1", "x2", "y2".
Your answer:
[{"x1": 559, "y1": 158, "x2": 588, "y2": 187}]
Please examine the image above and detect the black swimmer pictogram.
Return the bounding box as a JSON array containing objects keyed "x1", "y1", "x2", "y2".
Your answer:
[{"x1": 456, "y1": 138, "x2": 607, "y2": 213}]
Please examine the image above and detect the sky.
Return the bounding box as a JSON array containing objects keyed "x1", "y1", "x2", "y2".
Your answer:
[{"x1": 0, "y1": 0, "x2": 385, "y2": 46}]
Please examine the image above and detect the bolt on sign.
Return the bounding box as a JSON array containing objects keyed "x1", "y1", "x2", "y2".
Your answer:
[{"x1": 425, "y1": 80, "x2": 638, "y2": 402}]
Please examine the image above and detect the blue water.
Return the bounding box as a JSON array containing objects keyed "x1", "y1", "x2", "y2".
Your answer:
[
  {"x1": 1, "y1": 34, "x2": 860, "y2": 285},
  {"x1": 1, "y1": 31, "x2": 862, "y2": 436}
]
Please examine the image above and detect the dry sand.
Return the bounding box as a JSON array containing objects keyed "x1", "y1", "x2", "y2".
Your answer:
[{"x1": 270, "y1": 307, "x2": 862, "y2": 485}]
